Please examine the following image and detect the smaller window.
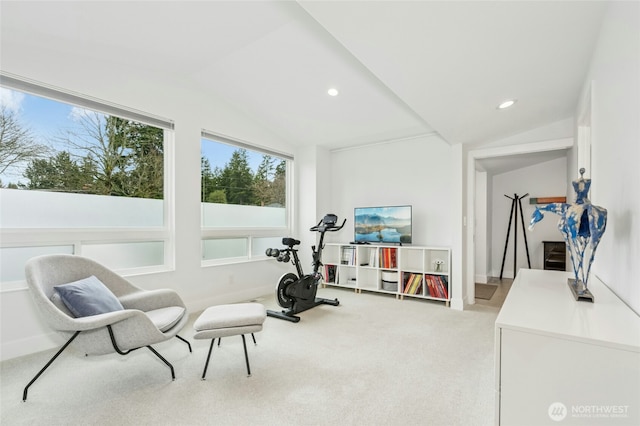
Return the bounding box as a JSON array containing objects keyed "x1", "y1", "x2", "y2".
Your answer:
[
  {"x1": 251, "y1": 237, "x2": 282, "y2": 258},
  {"x1": 0, "y1": 245, "x2": 74, "y2": 282},
  {"x1": 81, "y1": 241, "x2": 164, "y2": 270},
  {"x1": 202, "y1": 238, "x2": 247, "y2": 261}
]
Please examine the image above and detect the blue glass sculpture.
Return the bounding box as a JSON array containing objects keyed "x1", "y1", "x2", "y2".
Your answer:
[{"x1": 529, "y1": 168, "x2": 607, "y2": 301}]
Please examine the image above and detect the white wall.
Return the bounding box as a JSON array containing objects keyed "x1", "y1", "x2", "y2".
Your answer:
[
  {"x1": 474, "y1": 170, "x2": 488, "y2": 283},
  {"x1": 486, "y1": 173, "x2": 494, "y2": 278},
  {"x1": 295, "y1": 146, "x2": 332, "y2": 268},
  {"x1": 576, "y1": 1, "x2": 640, "y2": 313},
  {"x1": 328, "y1": 135, "x2": 453, "y2": 246},
  {"x1": 327, "y1": 134, "x2": 464, "y2": 308},
  {"x1": 490, "y1": 157, "x2": 568, "y2": 278}
]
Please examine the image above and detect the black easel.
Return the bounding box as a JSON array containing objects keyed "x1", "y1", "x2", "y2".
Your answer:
[{"x1": 499, "y1": 193, "x2": 531, "y2": 280}]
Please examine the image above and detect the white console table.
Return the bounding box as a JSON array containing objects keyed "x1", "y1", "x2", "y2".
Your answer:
[{"x1": 495, "y1": 269, "x2": 640, "y2": 425}]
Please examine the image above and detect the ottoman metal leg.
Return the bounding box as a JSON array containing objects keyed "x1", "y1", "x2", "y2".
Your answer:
[
  {"x1": 242, "y1": 334, "x2": 251, "y2": 377},
  {"x1": 201, "y1": 336, "x2": 252, "y2": 379},
  {"x1": 201, "y1": 338, "x2": 217, "y2": 380},
  {"x1": 194, "y1": 303, "x2": 266, "y2": 380}
]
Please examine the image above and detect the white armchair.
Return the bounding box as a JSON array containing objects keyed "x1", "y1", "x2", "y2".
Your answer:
[{"x1": 23, "y1": 254, "x2": 191, "y2": 401}]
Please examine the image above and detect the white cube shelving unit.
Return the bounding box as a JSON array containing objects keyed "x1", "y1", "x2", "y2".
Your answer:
[{"x1": 321, "y1": 243, "x2": 451, "y2": 306}]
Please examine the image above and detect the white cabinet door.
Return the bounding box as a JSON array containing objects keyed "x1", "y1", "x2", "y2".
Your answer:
[{"x1": 499, "y1": 328, "x2": 639, "y2": 425}]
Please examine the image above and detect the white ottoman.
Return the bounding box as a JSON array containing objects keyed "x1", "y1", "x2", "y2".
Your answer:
[{"x1": 193, "y1": 303, "x2": 266, "y2": 379}]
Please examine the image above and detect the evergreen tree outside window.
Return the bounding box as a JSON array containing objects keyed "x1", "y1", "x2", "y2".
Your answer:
[
  {"x1": 200, "y1": 133, "x2": 292, "y2": 262},
  {"x1": 200, "y1": 133, "x2": 290, "y2": 228}
]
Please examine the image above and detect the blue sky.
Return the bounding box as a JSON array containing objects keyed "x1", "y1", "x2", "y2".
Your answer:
[
  {"x1": 0, "y1": 88, "x2": 266, "y2": 185},
  {"x1": 201, "y1": 139, "x2": 264, "y2": 172}
]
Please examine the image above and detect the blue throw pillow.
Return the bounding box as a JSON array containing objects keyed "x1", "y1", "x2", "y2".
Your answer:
[{"x1": 54, "y1": 276, "x2": 124, "y2": 318}]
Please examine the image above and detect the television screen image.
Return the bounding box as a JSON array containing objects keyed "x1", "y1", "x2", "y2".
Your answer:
[{"x1": 354, "y1": 205, "x2": 412, "y2": 244}]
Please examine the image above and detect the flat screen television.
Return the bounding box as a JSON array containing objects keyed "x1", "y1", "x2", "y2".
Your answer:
[{"x1": 354, "y1": 205, "x2": 412, "y2": 244}]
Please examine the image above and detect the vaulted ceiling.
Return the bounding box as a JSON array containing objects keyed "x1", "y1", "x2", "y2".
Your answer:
[{"x1": 1, "y1": 1, "x2": 607, "y2": 153}]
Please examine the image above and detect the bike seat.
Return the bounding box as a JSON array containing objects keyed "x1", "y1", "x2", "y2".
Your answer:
[{"x1": 282, "y1": 237, "x2": 300, "y2": 247}]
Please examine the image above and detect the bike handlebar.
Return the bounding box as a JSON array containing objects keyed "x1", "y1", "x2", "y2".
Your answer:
[{"x1": 310, "y1": 218, "x2": 346, "y2": 233}]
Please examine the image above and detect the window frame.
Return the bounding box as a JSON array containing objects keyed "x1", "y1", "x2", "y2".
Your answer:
[
  {"x1": 200, "y1": 130, "x2": 294, "y2": 267},
  {"x1": 0, "y1": 73, "x2": 175, "y2": 288}
]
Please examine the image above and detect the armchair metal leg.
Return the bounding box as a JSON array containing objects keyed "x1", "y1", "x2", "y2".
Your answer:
[
  {"x1": 176, "y1": 335, "x2": 192, "y2": 353},
  {"x1": 107, "y1": 325, "x2": 136, "y2": 355},
  {"x1": 107, "y1": 325, "x2": 175, "y2": 380},
  {"x1": 23, "y1": 331, "x2": 81, "y2": 401},
  {"x1": 146, "y1": 346, "x2": 175, "y2": 381}
]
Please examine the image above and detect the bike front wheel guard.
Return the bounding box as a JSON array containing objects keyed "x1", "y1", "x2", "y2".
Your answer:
[{"x1": 276, "y1": 272, "x2": 298, "y2": 308}]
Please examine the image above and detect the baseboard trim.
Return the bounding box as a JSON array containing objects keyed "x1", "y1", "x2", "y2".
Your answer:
[
  {"x1": 475, "y1": 275, "x2": 488, "y2": 284},
  {"x1": 188, "y1": 285, "x2": 273, "y2": 313},
  {"x1": 0, "y1": 331, "x2": 61, "y2": 361},
  {"x1": 450, "y1": 297, "x2": 464, "y2": 311}
]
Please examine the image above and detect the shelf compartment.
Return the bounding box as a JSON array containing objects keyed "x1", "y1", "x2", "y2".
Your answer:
[
  {"x1": 401, "y1": 248, "x2": 424, "y2": 271},
  {"x1": 340, "y1": 246, "x2": 357, "y2": 266},
  {"x1": 378, "y1": 247, "x2": 398, "y2": 269},
  {"x1": 358, "y1": 246, "x2": 379, "y2": 268},
  {"x1": 379, "y1": 270, "x2": 398, "y2": 292},
  {"x1": 424, "y1": 274, "x2": 449, "y2": 299},
  {"x1": 323, "y1": 264, "x2": 338, "y2": 284},
  {"x1": 401, "y1": 272, "x2": 423, "y2": 296},
  {"x1": 322, "y1": 245, "x2": 341, "y2": 265},
  {"x1": 424, "y1": 249, "x2": 449, "y2": 274},
  {"x1": 336, "y1": 265, "x2": 357, "y2": 287},
  {"x1": 360, "y1": 271, "x2": 380, "y2": 292}
]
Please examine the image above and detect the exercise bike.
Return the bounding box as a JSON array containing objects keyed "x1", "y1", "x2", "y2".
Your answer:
[{"x1": 265, "y1": 214, "x2": 346, "y2": 322}]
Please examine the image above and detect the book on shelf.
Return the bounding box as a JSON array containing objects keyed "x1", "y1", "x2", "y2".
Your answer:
[
  {"x1": 438, "y1": 275, "x2": 449, "y2": 299},
  {"x1": 380, "y1": 247, "x2": 397, "y2": 269},
  {"x1": 425, "y1": 275, "x2": 437, "y2": 298},
  {"x1": 410, "y1": 274, "x2": 422, "y2": 295},
  {"x1": 341, "y1": 246, "x2": 356, "y2": 265},
  {"x1": 324, "y1": 264, "x2": 337, "y2": 283},
  {"x1": 402, "y1": 273, "x2": 411, "y2": 293},
  {"x1": 369, "y1": 249, "x2": 379, "y2": 268},
  {"x1": 425, "y1": 274, "x2": 449, "y2": 299},
  {"x1": 402, "y1": 274, "x2": 415, "y2": 294},
  {"x1": 402, "y1": 273, "x2": 422, "y2": 295}
]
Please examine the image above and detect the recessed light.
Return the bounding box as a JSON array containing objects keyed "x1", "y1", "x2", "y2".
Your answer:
[
  {"x1": 497, "y1": 99, "x2": 517, "y2": 109},
  {"x1": 327, "y1": 88, "x2": 339, "y2": 97}
]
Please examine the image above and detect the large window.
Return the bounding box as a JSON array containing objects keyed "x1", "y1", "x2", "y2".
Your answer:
[
  {"x1": 201, "y1": 131, "x2": 292, "y2": 263},
  {"x1": 0, "y1": 74, "x2": 173, "y2": 288}
]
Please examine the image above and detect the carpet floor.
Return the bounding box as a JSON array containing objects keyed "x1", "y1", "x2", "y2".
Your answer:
[{"x1": 1, "y1": 287, "x2": 501, "y2": 426}]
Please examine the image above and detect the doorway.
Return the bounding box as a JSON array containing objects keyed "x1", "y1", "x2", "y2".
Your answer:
[{"x1": 466, "y1": 138, "x2": 573, "y2": 305}]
